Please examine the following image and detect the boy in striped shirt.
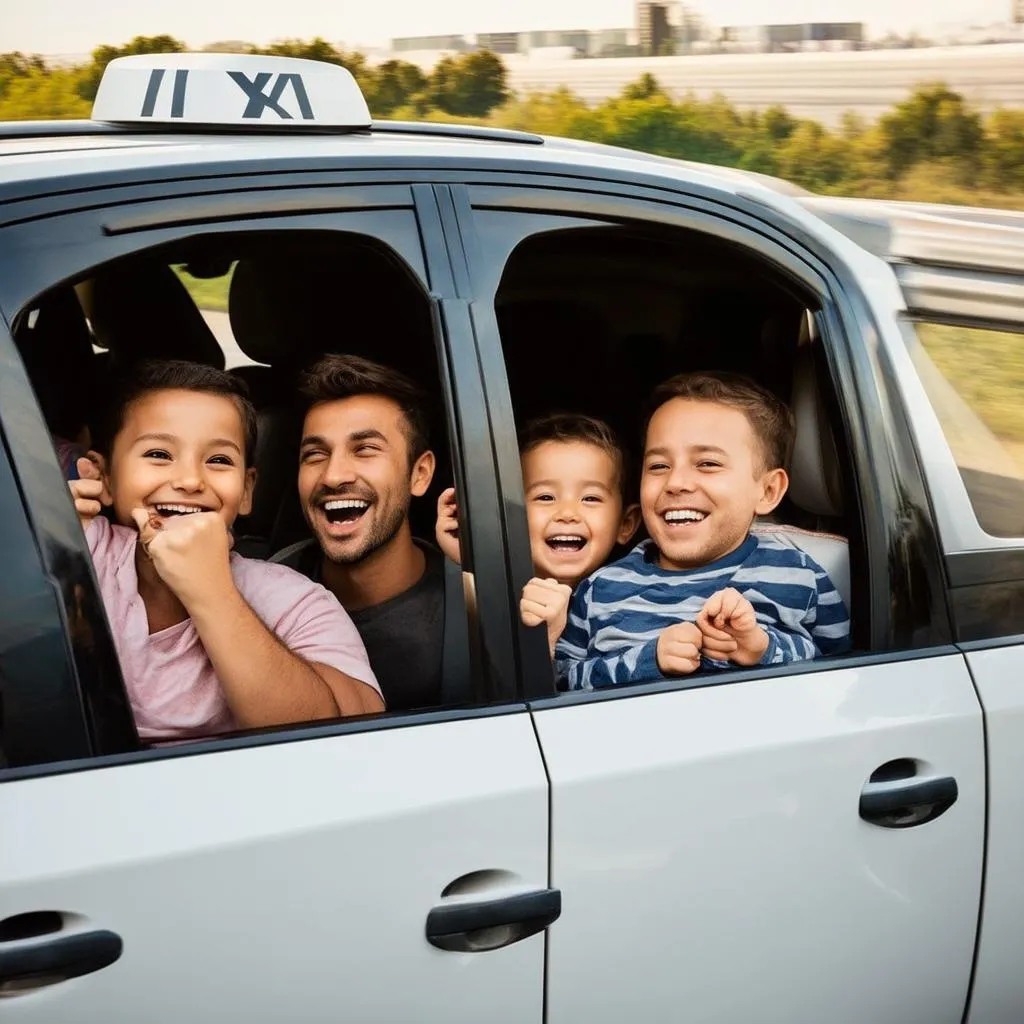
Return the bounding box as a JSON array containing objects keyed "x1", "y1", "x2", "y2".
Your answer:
[{"x1": 556, "y1": 372, "x2": 850, "y2": 690}]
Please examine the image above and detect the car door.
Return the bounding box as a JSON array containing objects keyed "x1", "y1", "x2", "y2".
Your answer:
[
  {"x1": 449, "y1": 182, "x2": 987, "y2": 1023},
  {"x1": 859, "y1": 203, "x2": 1024, "y2": 1023},
  {"x1": 0, "y1": 180, "x2": 549, "y2": 1022}
]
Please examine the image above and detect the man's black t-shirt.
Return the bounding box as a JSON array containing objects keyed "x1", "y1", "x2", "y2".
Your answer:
[{"x1": 275, "y1": 539, "x2": 445, "y2": 712}]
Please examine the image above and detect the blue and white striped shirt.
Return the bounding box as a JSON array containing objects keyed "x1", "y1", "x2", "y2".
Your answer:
[{"x1": 555, "y1": 534, "x2": 850, "y2": 690}]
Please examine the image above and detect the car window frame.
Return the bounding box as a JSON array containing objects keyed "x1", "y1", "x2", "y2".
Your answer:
[
  {"x1": 889, "y1": 315, "x2": 1024, "y2": 642},
  {"x1": 0, "y1": 176, "x2": 523, "y2": 779},
  {"x1": 443, "y1": 178, "x2": 955, "y2": 701}
]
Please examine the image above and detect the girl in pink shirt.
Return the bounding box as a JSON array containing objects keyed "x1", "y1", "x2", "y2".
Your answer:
[{"x1": 70, "y1": 360, "x2": 382, "y2": 742}]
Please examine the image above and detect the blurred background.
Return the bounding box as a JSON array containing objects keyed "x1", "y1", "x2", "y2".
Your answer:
[{"x1": 3, "y1": 0, "x2": 1023, "y2": 209}]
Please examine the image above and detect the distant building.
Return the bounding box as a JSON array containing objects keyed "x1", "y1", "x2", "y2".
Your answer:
[
  {"x1": 391, "y1": 35, "x2": 468, "y2": 53},
  {"x1": 721, "y1": 22, "x2": 864, "y2": 52},
  {"x1": 637, "y1": 2, "x2": 673, "y2": 55},
  {"x1": 1014, "y1": 0, "x2": 1024, "y2": 23},
  {"x1": 475, "y1": 32, "x2": 522, "y2": 54},
  {"x1": 523, "y1": 30, "x2": 592, "y2": 55},
  {"x1": 589, "y1": 28, "x2": 638, "y2": 57}
]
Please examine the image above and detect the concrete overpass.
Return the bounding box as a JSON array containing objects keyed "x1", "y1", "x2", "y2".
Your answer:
[{"x1": 499, "y1": 43, "x2": 1024, "y2": 125}]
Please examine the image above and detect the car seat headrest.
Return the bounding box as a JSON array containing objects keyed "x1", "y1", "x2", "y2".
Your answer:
[
  {"x1": 787, "y1": 333, "x2": 844, "y2": 518},
  {"x1": 90, "y1": 261, "x2": 225, "y2": 370}
]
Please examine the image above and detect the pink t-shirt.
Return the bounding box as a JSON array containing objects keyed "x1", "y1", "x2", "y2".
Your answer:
[{"x1": 86, "y1": 517, "x2": 380, "y2": 742}]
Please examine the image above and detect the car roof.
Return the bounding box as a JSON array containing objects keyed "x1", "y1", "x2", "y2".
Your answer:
[{"x1": 0, "y1": 119, "x2": 807, "y2": 205}]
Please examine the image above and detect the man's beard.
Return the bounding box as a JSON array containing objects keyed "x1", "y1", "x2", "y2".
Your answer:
[{"x1": 319, "y1": 492, "x2": 410, "y2": 566}]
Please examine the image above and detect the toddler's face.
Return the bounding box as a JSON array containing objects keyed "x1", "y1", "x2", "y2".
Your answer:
[
  {"x1": 641, "y1": 398, "x2": 786, "y2": 572},
  {"x1": 103, "y1": 389, "x2": 254, "y2": 532},
  {"x1": 522, "y1": 440, "x2": 639, "y2": 587}
]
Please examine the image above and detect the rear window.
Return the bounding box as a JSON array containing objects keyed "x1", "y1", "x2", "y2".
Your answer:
[{"x1": 910, "y1": 322, "x2": 1024, "y2": 538}]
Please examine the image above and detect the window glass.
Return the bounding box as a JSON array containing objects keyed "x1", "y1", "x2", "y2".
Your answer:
[
  {"x1": 910, "y1": 322, "x2": 1024, "y2": 538},
  {"x1": 171, "y1": 262, "x2": 255, "y2": 369}
]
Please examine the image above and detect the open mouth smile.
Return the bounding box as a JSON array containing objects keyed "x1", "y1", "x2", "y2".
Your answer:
[
  {"x1": 322, "y1": 498, "x2": 371, "y2": 526},
  {"x1": 662, "y1": 509, "x2": 708, "y2": 526},
  {"x1": 545, "y1": 533, "x2": 588, "y2": 554},
  {"x1": 152, "y1": 503, "x2": 211, "y2": 519}
]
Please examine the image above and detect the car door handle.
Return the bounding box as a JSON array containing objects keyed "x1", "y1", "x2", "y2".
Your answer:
[
  {"x1": 860, "y1": 774, "x2": 958, "y2": 829},
  {"x1": 0, "y1": 929, "x2": 123, "y2": 989},
  {"x1": 426, "y1": 888, "x2": 561, "y2": 953}
]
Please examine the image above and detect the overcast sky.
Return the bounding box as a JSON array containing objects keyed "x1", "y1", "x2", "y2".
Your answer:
[{"x1": 7, "y1": 0, "x2": 1012, "y2": 55}]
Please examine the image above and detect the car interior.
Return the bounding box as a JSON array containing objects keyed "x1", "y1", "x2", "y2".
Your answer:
[{"x1": 11, "y1": 220, "x2": 858, "y2": 724}]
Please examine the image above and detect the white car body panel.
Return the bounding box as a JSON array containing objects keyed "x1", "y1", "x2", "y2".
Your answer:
[
  {"x1": 535, "y1": 657, "x2": 985, "y2": 1023},
  {"x1": 962, "y1": 647, "x2": 1024, "y2": 1024},
  {"x1": 0, "y1": 715, "x2": 548, "y2": 1023}
]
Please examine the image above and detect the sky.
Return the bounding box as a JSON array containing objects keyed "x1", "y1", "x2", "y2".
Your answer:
[{"x1": 6, "y1": 0, "x2": 1013, "y2": 56}]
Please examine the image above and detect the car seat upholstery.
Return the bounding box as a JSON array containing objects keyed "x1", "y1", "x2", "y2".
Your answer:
[
  {"x1": 764, "y1": 319, "x2": 851, "y2": 614},
  {"x1": 15, "y1": 286, "x2": 99, "y2": 446},
  {"x1": 90, "y1": 261, "x2": 225, "y2": 370}
]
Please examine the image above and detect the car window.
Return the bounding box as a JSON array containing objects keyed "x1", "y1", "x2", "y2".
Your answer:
[
  {"x1": 3, "y1": 219, "x2": 491, "y2": 771},
  {"x1": 909, "y1": 322, "x2": 1024, "y2": 539},
  {"x1": 467, "y1": 206, "x2": 875, "y2": 695}
]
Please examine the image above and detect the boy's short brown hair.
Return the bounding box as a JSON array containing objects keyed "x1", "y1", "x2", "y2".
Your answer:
[
  {"x1": 101, "y1": 359, "x2": 258, "y2": 466},
  {"x1": 299, "y1": 354, "x2": 430, "y2": 467},
  {"x1": 518, "y1": 412, "x2": 630, "y2": 499},
  {"x1": 646, "y1": 371, "x2": 796, "y2": 472}
]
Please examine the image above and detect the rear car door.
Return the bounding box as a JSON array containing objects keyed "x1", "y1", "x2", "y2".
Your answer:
[
  {"x1": 451, "y1": 181, "x2": 987, "y2": 1022},
  {"x1": 0, "y1": 175, "x2": 548, "y2": 1022},
  {"x1": 847, "y1": 202, "x2": 1024, "y2": 1023}
]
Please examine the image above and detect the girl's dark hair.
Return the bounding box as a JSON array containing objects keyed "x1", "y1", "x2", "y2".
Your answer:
[
  {"x1": 99, "y1": 359, "x2": 258, "y2": 465},
  {"x1": 518, "y1": 412, "x2": 630, "y2": 499}
]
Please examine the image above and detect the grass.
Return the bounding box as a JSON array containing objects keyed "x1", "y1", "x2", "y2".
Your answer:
[
  {"x1": 916, "y1": 322, "x2": 1024, "y2": 447},
  {"x1": 172, "y1": 263, "x2": 233, "y2": 312}
]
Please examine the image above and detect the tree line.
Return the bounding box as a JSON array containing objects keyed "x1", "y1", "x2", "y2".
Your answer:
[{"x1": 1, "y1": 36, "x2": 1022, "y2": 207}]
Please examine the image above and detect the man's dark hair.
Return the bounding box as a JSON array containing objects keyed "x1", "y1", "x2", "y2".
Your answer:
[
  {"x1": 646, "y1": 371, "x2": 796, "y2": 472},
  {"x1": 518, "y1": 412, "x2": 631, "y2": 499},
  {"x1": 99, "y1": 359, "x2": 258, "y2": 466},
  {"x1": 299, "y1": 354, "x2": 430, "y2": 465}
]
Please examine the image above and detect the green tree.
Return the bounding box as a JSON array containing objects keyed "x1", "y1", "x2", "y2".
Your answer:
[
  {"x1": 370, "y1": 60, "x2": 429, "y2": 118},
  {"x1": 876, "y1": 82, "x2": 984, "y2": 178},
  {"x1": 622, "y1": 73, "x2": 667, "y2": 101},
  {"x1": 775, "y1": 121, "x2": 854, "y2": 191},
  {"x1": 427, "y1": 50, "x2": 508, "y2": 118},
  {"x1": 79, "y1": 35, "x2": 187, "y2": 101},
  {"x1": 983, "y1": 109, "x2": 1024, "y2": 192}
]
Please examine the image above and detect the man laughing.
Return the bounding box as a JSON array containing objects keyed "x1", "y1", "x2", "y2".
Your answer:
[{"x1": 273, "y1": 354, "x2": 445, "y2": 711}]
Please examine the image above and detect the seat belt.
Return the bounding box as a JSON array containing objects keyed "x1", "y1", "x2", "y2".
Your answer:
[{"x1": 440, "y1": 557, "x2": 474, "y2": 706}]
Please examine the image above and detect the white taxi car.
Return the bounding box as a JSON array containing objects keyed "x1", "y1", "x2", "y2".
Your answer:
[{"x1": 1, "y1": 52, "x2": 1023, "y2": 1023}]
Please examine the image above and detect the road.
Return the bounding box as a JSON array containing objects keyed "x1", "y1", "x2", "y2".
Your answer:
[{"x1": 500, "y1": 43, "x2": 1024, "y2": 126}]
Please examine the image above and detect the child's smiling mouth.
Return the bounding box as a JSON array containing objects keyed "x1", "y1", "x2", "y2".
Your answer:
[
  {"x1": 152, "y1": 503, "x2": 212, "y2": 519},
  {"x1": 546, "y1": 533, "x2": 588, "y2": 554},
  {"x1": 662, "y1": 508, "x2": 708, "y2": 526}
]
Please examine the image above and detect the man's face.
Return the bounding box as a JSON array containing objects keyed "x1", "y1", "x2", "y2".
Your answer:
[
  {"x1": 641, "y1": 398, "x2": 787, "y2": 571},
  {"x1": 104, "y1": 388, "x2": 254, "y2": 530},
  {"x1": 299, "y1": 395, "x2": 433, "y2": 565}
]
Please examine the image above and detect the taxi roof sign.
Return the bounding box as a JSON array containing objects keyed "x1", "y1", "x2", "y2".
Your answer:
[{"x1": 92, "y1": 53, "x2": 371, "y2": 130}]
